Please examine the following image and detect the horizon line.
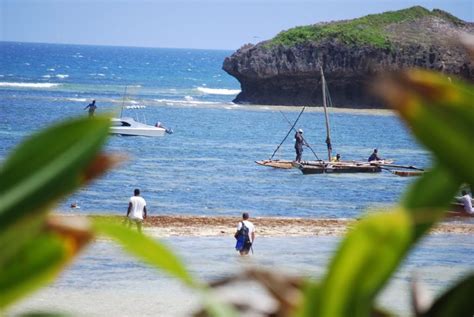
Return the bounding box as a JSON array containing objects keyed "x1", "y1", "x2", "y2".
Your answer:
[{"x1": 0, "y1": 40, "x2": 241, "y2": 52}]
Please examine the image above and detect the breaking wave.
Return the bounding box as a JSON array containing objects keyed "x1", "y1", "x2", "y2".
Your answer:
[
  {"x1": 196, "y1": 87, "x2": 240, "y2": 95},
  {"x1": 0, "y1": 82, "x2": 61, "y2": 88}
]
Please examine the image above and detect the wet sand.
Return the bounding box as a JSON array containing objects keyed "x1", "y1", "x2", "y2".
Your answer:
[{"x1": 97, "y1": 215, "x2": 474, "y2": 237}]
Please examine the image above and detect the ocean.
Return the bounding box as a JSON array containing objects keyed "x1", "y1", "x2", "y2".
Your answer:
[
  {"x1": 0, "y1": 41, "x2": 433, "y2": 219},
  {"x1": 2, "y1": 41, "x2": 473, "y2": 316}
]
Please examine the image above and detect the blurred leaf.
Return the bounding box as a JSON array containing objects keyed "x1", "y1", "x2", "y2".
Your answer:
[
  {"x1": 295, "y1": 281, "x2": 320, "y2": 317},
  {"x1": 0, "y1": 214, "x2": 45, "y2": 268},
  {"x1": 18, "y1": 312, "x2": 69, "y2": 317},
  {"x1": 315, "y1": 210, "x2": 412, "y2": 317},
  {"x1": 421, "y1": 273, "x2": 474, "y2": 317},
  {"x1": 374, "y1": 70, "x2": 474, "y2": 186},
  {"x1": 0, "y1": 116, "x2": 111, "y2": 233},
  {"x1": 200, "y1": 292, "x2": 240, "y2": 317},
  {"x1": 93, "y1": 220, "x2": 198, "y2": 288},
  {"x1": 0, "y1": 217, "x2": 92, "y2": 309},
  {"x1": 402, "y1": 164, "x2": 460, "y2": 240},
  {"x1": 403, "y1": 164, "x2": 460, "y2": 210}
]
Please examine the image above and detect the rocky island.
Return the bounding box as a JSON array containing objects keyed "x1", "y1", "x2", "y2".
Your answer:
[{"x1": 223, "y1": 6, "x2": 474, "y2": 108}]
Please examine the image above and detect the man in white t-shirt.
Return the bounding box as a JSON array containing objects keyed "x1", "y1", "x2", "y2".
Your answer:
[
  {"x1": 235, "y1": 212, "x2": 256, "y2": 256},
  {"x1": 459, "y1": 190, "x2": 474, "y2": 215},
  {"x1": 126, "y1": 188, "x2": 147, "y2": 233}
]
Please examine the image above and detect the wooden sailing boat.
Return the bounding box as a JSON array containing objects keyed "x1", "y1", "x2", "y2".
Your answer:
[
  {"x1": 296, "y1": 68, "x2": 387, "y2": 175},
  {"x1": 257, "y1": 67, "x2": 422, "y2": 176}
]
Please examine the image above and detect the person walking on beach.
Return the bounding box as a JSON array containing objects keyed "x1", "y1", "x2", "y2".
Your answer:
[
  {"x1": 234, "y1": 212, "x2": 255, "y2": 256},
  {"x1": 84, "y1": 100, "x2": 97, "y2": 117},
  {"x1": 126, "y1": 188, "x2": 147, "y2": 233},
  {"x1": 294, "y1": 128, "x2": 306, "y2": 162}
]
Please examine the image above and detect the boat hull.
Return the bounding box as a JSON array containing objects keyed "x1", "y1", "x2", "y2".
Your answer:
[
  {"x1": 110, "y1": 127, "x2": 166, "y2": 137},
  {"x1": 110, "y1": 117, "x2": 167, "y2": 137},
  {"x1": 255, "y1": 160, "x2": 295, "y2": 169},
  {"x1": 296, "y1": 161, "x2": 382, "y2": 174}
]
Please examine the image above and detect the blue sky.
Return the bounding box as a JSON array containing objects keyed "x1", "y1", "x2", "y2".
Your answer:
[{"x1": 1, "y1": 0, "x2": 472, "y2": 50}]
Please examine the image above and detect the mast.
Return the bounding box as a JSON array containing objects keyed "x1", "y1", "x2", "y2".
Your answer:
[
  {"x1": 120, "y1": 86, "x2": 128, "y2": 118},
  {"x1": 321, "y1": 67, "x2": 332, "y2": 161}
]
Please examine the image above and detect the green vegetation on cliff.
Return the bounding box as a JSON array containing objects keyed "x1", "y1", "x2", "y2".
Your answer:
[{"x1": 269, "y1": 6, "x2": 462, "y2": 49}]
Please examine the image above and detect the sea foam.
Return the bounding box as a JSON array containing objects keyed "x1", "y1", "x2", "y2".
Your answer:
[
  {"x1": 196, "y1": 87, "x2": 240, "y2": 95},
  {"x1": 67, "y1": 98, "x2": 87, "y2": 102},
  {"x1": 0, "y1": 82, "x2": 60, "y2": 88}
]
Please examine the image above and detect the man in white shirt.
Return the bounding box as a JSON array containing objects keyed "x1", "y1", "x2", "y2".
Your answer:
[
  {"x1": 235, "y1": 212, "x2": 256, "y2": 256},
  {"x1": 126, "y1": 188, "x2": 147, "y2": 233},
  {"x1": 459, "y1": 190, "x2": 474, "y2": 215}
]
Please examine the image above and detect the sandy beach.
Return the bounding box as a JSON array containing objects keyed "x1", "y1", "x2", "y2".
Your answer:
[{"x1": 95, "y1": 214, "x2": 474, "y2": 237}]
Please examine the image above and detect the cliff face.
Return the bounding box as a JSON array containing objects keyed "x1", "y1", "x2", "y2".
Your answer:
[{"x1": 223, "y1": 7, "x2": 474, "y2": 108}]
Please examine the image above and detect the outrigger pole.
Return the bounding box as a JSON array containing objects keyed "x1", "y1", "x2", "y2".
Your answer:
[
  {"x1": 279, "y1": 111, "x2": 321, "y2": 161},
  {"x1": 269, "y1": 106, "x2": 306, "y2": 160}
]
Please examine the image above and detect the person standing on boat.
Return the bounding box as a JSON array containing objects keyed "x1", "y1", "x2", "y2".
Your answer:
[
  {"x1": 84, "y1": 100, "x2": 97, "y2": 117},
  {"x1": 294, "y1": 128, "x2": 306, "y2": 162},
  {"x1": 234, "y1": 212, "x2": 255, "y2": 256},
  {"x1": 368, "y1": 149, "x2": 382, "y2": 162},
  {"x1": 126, "y1": 188, "x2": 147, "y2": 233}
]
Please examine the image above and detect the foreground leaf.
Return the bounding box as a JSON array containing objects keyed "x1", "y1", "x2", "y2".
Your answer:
[
  {"x1": 0, "y1": 116, "x2": 111, "y2": 232},
  {"x1": 402, "y1": 164, "x2": 461, "y2": 240},
  {"x1": 374, "y1": 70, "x2": 474, "y2": 186},
  {"x1": 0, "y1": 217, "x2": 93, "y2": 308},
  {"x1": 421, "y1": 273, "x2": 474, "y2": 317},
  {"x1": 315, "y1": 210, "x2": 412, "y2": 317},
  {"x1": 93, "y1": 220, "x2": 198, "y2": 288}
]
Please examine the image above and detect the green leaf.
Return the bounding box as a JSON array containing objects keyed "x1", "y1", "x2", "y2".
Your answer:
[
  {"x1": 93, "y1": 220, "x2": 198, "y2": 288},
  {"x1": 316, "y1": 210, "x2": 412, "y2": 317},
  {"x1": 402, "y1": 164, "x2": 461, "y2": 240},
  {"x1": 0, "y1": 116, "x2": 111, "y2": 232},
  {"x1": 374, "y1": 70, "x2": 474, "y2": 186},
  {"x1": 0, "y1": 233, "x2": 67, "y2": 308},
  {"x1": 0, "y1": 213, "x2": 45, "y2": 268},
  {"x1": 421, "y1": 273, "x2": 474, "y2": 317},
  {"x1": 0, "y1": 216, "x2": 93, "y2": 309},
  {"x1": 18, "y1": 312, "x2": 69, "y2": 317},
  {"x1": 295, "y1": 281, "x2": 320, "y2": 317}
]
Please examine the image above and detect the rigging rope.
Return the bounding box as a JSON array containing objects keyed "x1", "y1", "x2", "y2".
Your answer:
[{"x1": 269, "y1": 106, "x2": 306, "y2": 160}]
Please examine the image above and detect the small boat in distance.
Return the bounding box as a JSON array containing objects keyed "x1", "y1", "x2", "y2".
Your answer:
[
  {"x1": 110, "y1": 89, "x2": 173, "y2": 137},
  {"x1": 110, "y1": 116, "x2": 171, "y2": 137}
]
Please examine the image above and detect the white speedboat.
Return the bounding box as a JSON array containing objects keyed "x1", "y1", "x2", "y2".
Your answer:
[{"x1": 110, "y1": 117, "x2": 171, "y2": 137}]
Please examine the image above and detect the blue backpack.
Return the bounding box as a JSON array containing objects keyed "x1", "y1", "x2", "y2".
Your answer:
[{"x1": 235, "y1": 222, "x2": 250, "y2": 251}]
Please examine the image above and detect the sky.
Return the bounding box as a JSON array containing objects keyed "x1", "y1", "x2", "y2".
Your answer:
[{"x1": 1, "y1": 0, "x2": 473, "y2": 50}]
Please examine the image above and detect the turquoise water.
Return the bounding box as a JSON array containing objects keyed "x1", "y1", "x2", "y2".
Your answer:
[
  {"x1": 8, "y1": 235, "x2": 473, "y2": 316},
  {"x1": 1, "y1": 41, "x2": 430, "y2": 218}
]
